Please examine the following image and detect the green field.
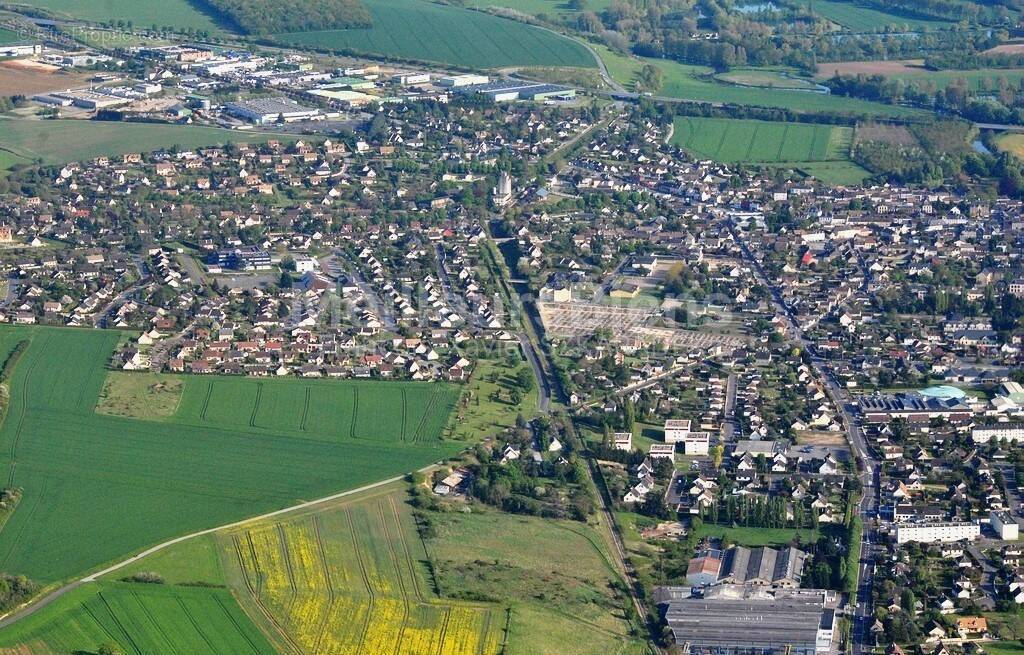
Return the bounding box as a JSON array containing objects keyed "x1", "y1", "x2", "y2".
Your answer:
[
  {"x1": 594, "y1": 44, "x2": 924, "y2": 118},
  {"x1": 0, "y1": 326, "x2": 462, "y2": 582},
  {"x1": 798, "y1": 160, "x2": 873, "y2": 185},
  {"x1": 0, "y1": 28, "x2": 22, "y2": 45},
  {"x1": 8, "y1": 0, "x2": 224, "y2": 32},
  {"x1": 424, "y1": 504, "x2": 648, "y2": 654},
  {"x1": 892, "y1": 67, "x2": 1024, "y2": 91},
  {"x1": 807, "y1": 0, "x2": 952, "y2": 31},
  {"x1": 696, "y1": 524, "x2": 819, "y2": 547},
  {"x1": 276, "y1": 0, "x2": 596, "y2": 69},
  {"x1": 715, "y1": 67, "x2": 823, "y2": 91},
  {"x1": 0, "y1": 118, "x2": 292, "y2": 171},
  {"x1": 672, "y1": 115, "x2": 854, "y2": 163},
  {"x1": 0, "y1": 582, "x2": 276, "y2": 655}
]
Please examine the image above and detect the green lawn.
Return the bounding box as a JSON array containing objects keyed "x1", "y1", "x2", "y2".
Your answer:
[
  {"x1": 0, "y1": 118, "x2": 292, "y2": 171},
  {"x1": 594, "y1": 44, "x2": 924, "y2": 118},
  {"x1": 276, "y1": 0, "x2": 596, "y2": 69},
  {"x1": 696, "y1": 524, "x2": 819, "y2": 547},
  {"x1": 0, "y1": 582, "x2": 276, "y2": 655},
  {"x1": 807, "y1": 0, "x2": 953, "y2": 31},
  {"x1": 8, "y1": 0, "x2": 224, "y2": 33},
  {"x1": 0, "y1": 326, "x2": 463, "y2": 583}
]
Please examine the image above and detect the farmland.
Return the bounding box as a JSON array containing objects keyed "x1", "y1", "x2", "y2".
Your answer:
[
  {"x1": 594, "y1": 45, "x2": 924, "y2": 118},
  {"x1": 275, "y1": 0, "x2": 596, "y2": 69},
  {"x1": 0, "y1": 582, "x2": 276, "y2": 655},
  {"x1": 0, "y1": 326, "x2": 463, "y2": 582},
  {"x1": 816, "y1": 60, "x2": 1024, "y2": 92},
  {"x1": 672, "y1": 116, "x2": 851, "y2": 163},
  {"x1": 8, "y1": 0, "x2": 224, "y2": 33},
  {"x1": 0, "y1": 117, "x2": 292, "y2": 171},
  {"x1": 222, "y1": 485, "x2": 504, "y2": 655},
  {"x1": 0, "y1": 62, "x2": 94, "y2": 98},
  {"x1": 806, "y1": 0, "x2": 952, "y2": 31}
]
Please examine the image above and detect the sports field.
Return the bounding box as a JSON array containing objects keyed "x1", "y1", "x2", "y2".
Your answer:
[
  {"x1": 806, "y1": 0, "x2": 952, "y2": 31},
  {"x1": 0, "y1": 582, "x2": 276, "y2": 655},
  {"x1": 0, "y1": 326, "x2": 462, "y2": 582},
  {"x1": 594, "y1": 45, "x2": 923, "y2": 118},
  {"x1": 715, "y1": 67, "x2": 822, "y2": 91},
  {"x1": 672, "y1": 116, "x2": 852, "y2": 163},
  {"x1": 276, "y1": 0, "x2": 596, "y2": 69},
  {"x1": 0, "y1": 118, "x2": 292, "y2": 171},
  {"x1": 9, "y1": 0, "x2": 224, "y2": 33}
]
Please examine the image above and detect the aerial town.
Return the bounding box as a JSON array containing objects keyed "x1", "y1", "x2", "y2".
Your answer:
[{"x1": 0, "y1": 1, "x2": 1024, "y2": 654}]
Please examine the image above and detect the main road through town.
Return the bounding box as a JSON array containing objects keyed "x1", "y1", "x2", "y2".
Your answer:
[{"x1": 726, "y1": 220, "x2": 881, "y2": 653}]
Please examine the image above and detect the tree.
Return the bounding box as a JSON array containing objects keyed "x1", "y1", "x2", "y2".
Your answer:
[{"x1": 279, "y1": 271, "x2": 293, "y2": 289}]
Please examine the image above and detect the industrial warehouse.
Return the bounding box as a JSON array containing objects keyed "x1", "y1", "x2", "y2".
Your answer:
[
  {"x1": 657, "y1": 585, "x2": 837, "y2": 655},
  {"x1": 456, "y1": 80, "x2": 576, "y2": 102}
]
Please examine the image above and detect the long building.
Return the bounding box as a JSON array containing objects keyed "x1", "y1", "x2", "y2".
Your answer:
[
  {"x1": 224, "y1": 97, "x2": 320, "y2": 125},
  {"x1": 972, "y1": 423, "x2": 1024, "y2": 444},
  {"x1": 859, "y1": 392, "x2": 973, "y2": 424},
  {"x1": 658, "y1": 585, "x2": 835, "y2": 655},
  {"x1": 895, "y1": 521, "x2": 980, "y2": 544}
]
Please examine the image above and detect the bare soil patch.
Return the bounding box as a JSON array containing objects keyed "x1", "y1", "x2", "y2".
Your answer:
[
  {"x1": 0, "y1": 62, "x2": 90, "y2": 96},
  {"x1": 815, "y1": 59, "x2": 926, "y2": 78},
  {"x1": 854, "y1": 121, "x2": 919, "y2": 147}
]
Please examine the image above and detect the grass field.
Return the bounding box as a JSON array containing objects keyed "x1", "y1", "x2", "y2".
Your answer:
[
  {"x1": 447, "y1": 356, "x2": 538, "y2": 441},
  {"x1": 715, "y1": 67, "x2": 822, "y2": 91},
  {"x1": 222, "y1": 486, "x2": 504, "y2": 655},
  {"x1": 9, "y1": 0, "x2": 224, "y2": 33},
  {"x1": 275, "y1": 0, "x2": 596, "y2": 69},
  {"x1": 0, "y1": 326, "x2": 463, "y2": 582},
  {"x1": 798, "y1": 160, "x2": 873, "y2": 185},
  {"x1": 429, "y1": 506, "x2": 648, "y2": 655},
  {"x1": 594, "y1": 45, "x2": 924, "y2": 118},
  {"x1": 0, "y1": 582, "x2": 276, "y2": 655},
  {"x1": 807, "y1": 0, "x2": 952, "y2": 31},
  {"x1": 994, "y1": 133, "x2": 1024, "y2": 157},
  {"x1": 0, "y1": 118, "x2": 292, "y2": 171},
  {"x1": 672, "y1": 116, "x2": 851, "y2": 163},
  {"x1": 696, "y1": 524, "x2": 819, "y2": 547},
  {"x1": 97, "y1": 372, "x2": 184, "y2": 419},
  {"x1": 0, "y1": 28, "x2": 21, "y2": 45}
]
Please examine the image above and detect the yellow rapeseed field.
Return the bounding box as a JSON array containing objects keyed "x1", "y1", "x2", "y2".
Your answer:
[{"x1": 226, "y1": 497, "x2": 503, "y2": 655}]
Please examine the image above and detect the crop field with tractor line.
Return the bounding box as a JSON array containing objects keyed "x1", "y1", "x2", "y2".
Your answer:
[{"x1": 0, "y1": 326, "x2": 463, "y2": 583}]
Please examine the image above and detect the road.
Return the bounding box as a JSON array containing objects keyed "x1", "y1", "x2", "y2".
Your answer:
[
  {"x1": 727, "y1": 219, "x2": 881, "y2": 654},
  {"x1": 0, "y1": 469, "x2": 441, "y2": 630},
  {"x1": 721, "y1": 373, "x2": 738, "y2": 441}
]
